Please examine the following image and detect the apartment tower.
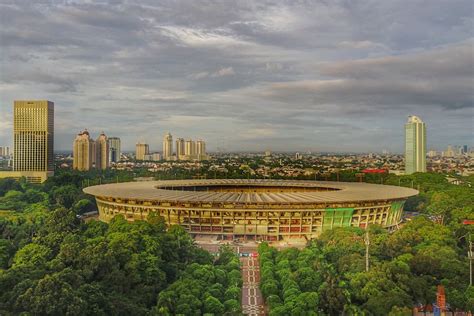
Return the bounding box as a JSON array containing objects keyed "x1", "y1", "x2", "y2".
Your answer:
[
  {"x1": 108, "y1": 137, "x2": 121, "y2": 163},
  {"x1": 405, "y1": 115, "x2": 426, "y2": 174},
  {"x1": 95, "y1": 132, "x2": 109, "y2": 170},
  {"x1": 163, "y1": 132, "x2": 173, "y2": 160},
  {"x1": 73, "y1": 130, "x2": 95, "y2": 171},
  {"x1": 136, "y1": 142, "x2": 149, "y2": 160},
  {"x1": 184, "y1": 139, "x2": 196, "y2": 160},
  {"x1": 196, "y1": 140, "x2": 206, "y2": 161},
  {"x1": 176, "y1": 138, "x2": 185, "y2": 160}
]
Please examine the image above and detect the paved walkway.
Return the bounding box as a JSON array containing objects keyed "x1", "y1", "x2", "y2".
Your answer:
[{"x1": 241, "y1": 257, "x2": 266, "y2": 315}]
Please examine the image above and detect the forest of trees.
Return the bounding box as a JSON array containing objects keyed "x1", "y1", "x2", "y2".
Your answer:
[
  {"x1": 0, "y1": 173, "x2": 242, "y2": 315},
  {"x1": 0, "y1": 210, "x2": 242, "y2": 315},
  {"x1": 0, "y1": 169, "x2": 473, "y2": 315},
  {"x1": 258, "y1": 172, "x2": 474, "y2": 315}
]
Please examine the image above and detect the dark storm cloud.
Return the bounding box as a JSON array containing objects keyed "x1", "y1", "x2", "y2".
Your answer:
[{"x1": 0, "y1": 0, "x2": 472, "y2": 152}]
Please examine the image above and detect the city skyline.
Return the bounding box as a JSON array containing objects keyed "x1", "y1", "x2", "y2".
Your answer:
[{"x1": 0, "y1": 1, "x2": 473, "y2": 152}]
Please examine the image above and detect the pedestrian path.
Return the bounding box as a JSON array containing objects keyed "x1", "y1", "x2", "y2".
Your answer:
[{"x1": 241, "y1": 257, "x2": 266, "y2": 316}]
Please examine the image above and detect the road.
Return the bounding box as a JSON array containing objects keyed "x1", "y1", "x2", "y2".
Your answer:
[
  {"x1": 196, "y1": 239, "x2": 305, "y2": 315},
  {"x1": 241, "y1": 256, "x2": 266, "y2": 315}
]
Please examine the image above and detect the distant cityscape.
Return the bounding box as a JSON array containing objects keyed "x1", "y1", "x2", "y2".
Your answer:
[{"x1": 0, "y1": 100, "x2": 473, "y2": 183}]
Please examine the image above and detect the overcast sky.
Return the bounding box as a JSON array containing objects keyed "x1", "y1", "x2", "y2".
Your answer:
[{"x1": 0, "y1": 0, "x2": 473, "y2": 153}]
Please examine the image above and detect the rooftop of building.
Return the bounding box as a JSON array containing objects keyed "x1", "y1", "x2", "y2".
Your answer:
[{"x1": 83, "y1": 179, "x2": 418, "y2": 204}]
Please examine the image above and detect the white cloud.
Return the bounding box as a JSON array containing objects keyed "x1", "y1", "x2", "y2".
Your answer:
[
  {"x1": 159, "y1": 26, "x2": 249, "y2": 48},
  {"x1": 211, "y1": 67, "x2": 235, "y2": 77}
]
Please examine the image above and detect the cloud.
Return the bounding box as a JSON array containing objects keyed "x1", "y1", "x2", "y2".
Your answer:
[
  {"x1": 259, "y1": 41, "x2": 474, "y2": 111},
  {"x1": 211, "y1": 67, "x2": 235, "y2": 77},
  {"x1": 240, "y1": 127, "x2": 277, "y2": 140},
  {"x1": 188, "y1": 67, "x2": 235, "y2": 80},
  {"x1": 337, "y1": 40, "x2": 389, "y2": 51},
  {"x1": 159, "y1": 26, "x2": 249, "y2": 49},
  {"x1": 0, "y1": 0, "x2": 472, "y2": 152}
]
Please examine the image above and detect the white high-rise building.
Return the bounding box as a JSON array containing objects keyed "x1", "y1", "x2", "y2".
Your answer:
[
  {"x1": 163, "y1": 132, "x2": 173, "y2": 161},
  {"x1": 405, "y1": 115, "x2": 426, "y2": 175}
]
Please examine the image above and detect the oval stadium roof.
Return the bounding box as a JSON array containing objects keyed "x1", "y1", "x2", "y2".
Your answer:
[{"x1": 83, "y1": 179, "x2": 418, "y2": 204}]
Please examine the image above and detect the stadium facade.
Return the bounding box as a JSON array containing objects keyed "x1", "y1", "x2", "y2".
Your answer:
[{"x1": 84, "y1": 179, "x2": 418, "y2": 240}]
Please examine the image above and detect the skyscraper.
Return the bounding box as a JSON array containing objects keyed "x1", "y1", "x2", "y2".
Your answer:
[
  {"x1": 73, "y1": 130, "x2": 95, "y2": 171},
  {"x1": 136, "y1": 142, "x2": 149, "y2": 160},
  {"x1": 196, "y1": 140, "x2": 207, "y2": 161},
  {"x1": 108, "y1": 137, "x2": 121, "y2": 163},
  {"x1": 163, "y1": 132, "x2": 173, "y2": 160},
  {"x1": 95, "y1": 132, "x2": 109, "y2": 170},
  {"x1": 13, "y1": 100, "x2": 54, "y2": 173},
  {"x1": 176, "y1": 138, "x2": 185, "y2": 160},
  {"x1": 184, "y1": 139, "x2": 196, "y2": 159},
  {"x1": 0, "y1": 146, "x2": 10, "y2": 157},
  {"x1": 405, "y1": 115, "x2": 426, "y2": 174},
  {"x1": 444, "y1": 145, "x2": 455, "y2": 157}
]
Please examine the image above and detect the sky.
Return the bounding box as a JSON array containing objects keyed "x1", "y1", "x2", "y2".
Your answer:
[{"x1": 0, "y1": 0, "x2": 473, "y2": 153}]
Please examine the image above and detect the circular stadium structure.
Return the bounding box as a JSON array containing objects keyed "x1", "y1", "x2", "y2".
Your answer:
[{"x1": 84, "y1": 179, "x2": 418, "y2": 240}]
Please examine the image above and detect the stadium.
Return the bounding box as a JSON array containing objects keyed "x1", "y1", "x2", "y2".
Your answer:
[{"x1": 83, "y1": 179, "x2": 418, "y2": 240}]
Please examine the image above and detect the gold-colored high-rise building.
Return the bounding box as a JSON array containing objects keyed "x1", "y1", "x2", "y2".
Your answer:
[
  {"x1": 95, "y1": 132, "x2": 109, "y2": 170},
  {"x1": 176, "y1": 138, "x2": 185, "y2": 160},
  {"x1": 136, "y1": 142, "x2": 149, "y2": 160},
  {"x1": 73, "y1": 130, "x2": 95, "y2": 171},
  {"x1": 184, "y1": 139, "x2": 196, "y2": 159},
  {"x1": 163, "y1": 132, "x2": 173, "y2": 160},
  {"x1": 0, "y1": 100, "x2": 54, "y2": 183},
  {"x1": 196, "y1": 140, "x2": 207, "y2": 161},
  {"x1": 73, "y1": 130, "x2": 109, "y2": 171},
  {"x1": 13, "y1": 100, "x2": 54, "y2": 172}
]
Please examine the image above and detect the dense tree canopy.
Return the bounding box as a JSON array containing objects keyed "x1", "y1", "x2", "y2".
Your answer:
[
  {"x1": 259, "y1": 172, "x2": 473, "y2": 315},
  {"x1": 0, "y1": 209, "x2": 241, "y2": 315},
  {"x1": 0, "y1": 170, "x2": 472, "y2": 314}
]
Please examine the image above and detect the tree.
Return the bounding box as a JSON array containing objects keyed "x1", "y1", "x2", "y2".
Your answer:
[
  {"x1": 223, "y1": 299, "x2": 240, "y2": 314},
  {"x1": 13, "y1": 243, "x2": 51, "y2": 267},
  {"x1": 426, "y1": 192, "x2": 455, "y2": 225},
  {"x1": 50, "y1": 185, "x2": 81, "y2": 209},
  {"x1": 203, "y1": 296, "x2": 225, "y2": 315},
  {"x1": 16, "y1": 273, "x2": 85, "y2": 315},
  {"x1": 73, "y1": 199, "x2": 96, "y2": 215}
]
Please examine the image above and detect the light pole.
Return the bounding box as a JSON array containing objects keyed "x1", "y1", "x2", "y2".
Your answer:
[
  {"x1": 364, "y1": 227, "x2": 370, "y2": 272},
  {"x1": 462, "y1": 220, "x2": 473, "y2": 286},
  {"x1": 469, "y1": 238, "x2": 473, "y2": 286}
]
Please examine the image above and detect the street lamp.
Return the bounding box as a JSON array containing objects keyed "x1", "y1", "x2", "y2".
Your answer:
[
  {"x1": 462, "y1": 220, "x2": 474, "y2": 286},
  {"x1": 469, "y1": 240, "x2": 473, "y2": 287}
]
